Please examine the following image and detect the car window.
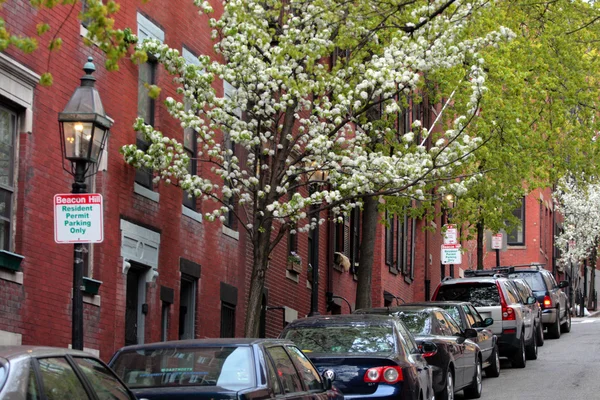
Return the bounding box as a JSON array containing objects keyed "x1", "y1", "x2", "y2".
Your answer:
[
  {"x1": 462, "y1": 305, "x2": 477, "y2": 327},
  {"x1": 0, "y1": 358, "x2": 7, "y2": 392},
  {"x1": 434, "y1": 312, "x2": 453, "y2": 336},
  {"x1": 265, "y1": 352, "x2": 283, "y2": 395},
  {"x1": 37, "y1": 357, "x2": 89, "y2": 400},
  {"x1": 394, "y1": 321, "x2": 418, "y2": 354},
  {"x1": 266, "y1": 346, "x2": 304, "y2": 394},
  {"x1": 435, "y1": 283, "x2": 500, "y2": 306},
  {"x1": 27, "y1": 361, "x2": 39, "y2": 400},
  {"x1": 396, "y1": 311, "x2": 433, "y2": 336},
  {"x1": 72, "y1": 357, "x2": 131, "y2": 400},
  {"x1": 282, "y1": 324, "x2": 396, "y2": 354},
  {"x1": 286, "y1": 346, "x2": 323, "y2": 392},
  {"x1": 511, "y1": 282, "x2": 528, "y2": 303},
  {"x1": 508, "y1": 272, "x2": 546, "y2": 291},
  {"x1": 439, "y1": 306, "x2": 464, "y2": 329},
  {"x1": 541, "y1": 272, "x2": 554, "y2": 291},
  {"x1": 468, "y1": 305, "x2": 485, "y2": 327},
  {"x1": 503, "y1": 282, "x2": 520, "y2": 304},
  {"x1": 110, "y1": 346, "x2": 255, "y2": 390},
  {"x1": 442, "y1": 313, "x2": 462, "y2": 335},
  {"x1": 547, "y1": 273, "x2": 559, "y2": 289}
]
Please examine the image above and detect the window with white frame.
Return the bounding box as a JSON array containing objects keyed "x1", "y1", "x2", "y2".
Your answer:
[{"x1": 0, "y1": 105, "x2": 16, "y2": 251}]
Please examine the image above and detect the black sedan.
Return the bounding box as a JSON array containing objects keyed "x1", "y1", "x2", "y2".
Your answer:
[
  {"x1": 108, "y1": 338, "x2": 343, "y2": 400},
  {"x1": 279, "y1": 314, "x2": 434, "y2": 400},
  {"x1": 355, "y1": 306, "x2": 483, "y2": 400},
  {"x1": 406, "y1": 301, "x2": 500, "y2": 378},
  {"x1": 0, "y1": 346, "x2": 138, "y2": 399}
]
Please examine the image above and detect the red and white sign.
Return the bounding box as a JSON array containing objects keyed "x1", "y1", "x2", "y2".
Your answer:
[
  {"x1": 441, "y1": 244, "x2": 462, "y2": 265},
  {"x1": 491, "y1": 233, "x2": 503, "y2": 250},
  {"x1": 443, "y1": 224, "x2": 458, "y2": 245},
  {"x1": 54, "y1": 194, "x2": 104, "y2": 244}
]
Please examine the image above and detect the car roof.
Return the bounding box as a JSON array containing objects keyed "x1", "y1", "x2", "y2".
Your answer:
[
  {"x1": 407, "y1": 301, "x2": 470, "y2": 307},
  {"x1": 115, "y1": 338, "x2": 293, "y2": 353},
  {"x1": 0, "y1": 346, "x2": 92, "y2": 361},
  {"x1": 360, "y1": 305, "x2": 445, "y2": 313},
  {"x1": 285, "y1": 314, "x2": 398, "y2": 328},
  {"x1": 439, "y1": 277, "x2": 504, "y2": 285}
]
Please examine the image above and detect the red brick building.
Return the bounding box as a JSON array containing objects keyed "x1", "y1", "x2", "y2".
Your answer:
[{"x1": 0, "y1": 0, "x2": 559, "y2": 360}]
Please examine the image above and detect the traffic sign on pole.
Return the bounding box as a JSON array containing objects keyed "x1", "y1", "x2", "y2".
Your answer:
[
  {"x1": 54, "y1": 194, "x2": 104, "y2": 243},
  {"x1": 441, "y1": 244, "x2": 462, "y2": 265},
  {"x1": 443, "y1": 224, "x2": 458, "y2": 245},
  {"x1": 491, "y1": 233, "x2": 503, "y2": 250}
]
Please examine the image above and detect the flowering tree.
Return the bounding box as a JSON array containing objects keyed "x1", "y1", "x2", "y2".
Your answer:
[
  {"x1": 554, "y1": 177, "x2": 600, "y2": 266},
  {"x1": 119, "y1": 0, "x2": 516, "y2": 336}
]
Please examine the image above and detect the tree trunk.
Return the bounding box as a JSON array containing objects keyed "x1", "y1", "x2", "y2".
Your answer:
[
  {"x1": 355, "y1": 196, "x2": 379, "y2": 310},
  {"x1": 244, "y1": 225, "x2": 272, "y2": 337},
  {"x1": 588, "y1": 249, "x2": 597, "y2": 311},
  {"x1": 477, "y1": 219, "x2": 484, "y2": 270}
]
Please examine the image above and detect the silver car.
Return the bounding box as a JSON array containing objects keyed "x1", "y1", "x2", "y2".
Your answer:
[
  {"x1": 432, "y1": 271, "x2": 538, "y2": 369},
  {"x1": 0, "y1": 346, "x2": 138, "y2": 400}
]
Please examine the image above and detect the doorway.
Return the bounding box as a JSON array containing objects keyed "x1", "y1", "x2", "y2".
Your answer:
[{"x1": 125, "y1": 264, "x2": 147, "y2": 346}]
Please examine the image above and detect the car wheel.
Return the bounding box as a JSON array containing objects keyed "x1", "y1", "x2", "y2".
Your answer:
[
  {"x1": 484, "y1": 345, "x2": 500, "y2": 378},
  {"x1": 437, "y1": 368, "x2": 454, "y2": 400},
  {"x1": 548, "y1": 308, "x2": 562, "y2": 339},
  {"x1": 463, "y1": 357, "x2": 482, "y2": 399},
  {"x1": 536, "y1": 321, "x2": 545, "y2": 346},
  {"x1": 525, "y1": 327, "x2": 538, "y2": 360},
  {"x1": 561, "y1": 309, "x2": 572, "y2": 333},
  {"x1": 511, "y1": 334, "x2": 526, "y2": 368}
]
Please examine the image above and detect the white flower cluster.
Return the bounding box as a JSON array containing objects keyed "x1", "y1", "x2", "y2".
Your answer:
[
  {"x1": 554, "y1": 176, "x2": 600, "y2": 264},
  {"x1": 121, "y1": 0, "x2": 514, "y2": 233}
]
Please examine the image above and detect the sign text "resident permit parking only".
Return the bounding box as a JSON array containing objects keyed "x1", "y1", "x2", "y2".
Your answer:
[{"x1": 54, "y1": 194, "x2": 104, "y2": 244}]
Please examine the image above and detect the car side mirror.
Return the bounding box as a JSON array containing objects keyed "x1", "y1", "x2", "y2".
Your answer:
[
  {"x1": 527, "y1": 296, "x2": 536, "y2": 305},
  {"x1": 464, "y1": 328, "x2": 478, "y2": 339},
  {"x1": 558, "y1": 280, "x2": 569, "y2": 289},
  {"x1": 322, "y1": 370, "x2": 335, "y2": 390},
  {"x1": 482, "y1": 317, "x2": 494, "y2": 327}
]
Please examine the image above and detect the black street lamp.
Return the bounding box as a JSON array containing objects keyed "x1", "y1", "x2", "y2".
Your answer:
[{"x1": 58, "y1": 57, "x2": 112, "y2": 350}]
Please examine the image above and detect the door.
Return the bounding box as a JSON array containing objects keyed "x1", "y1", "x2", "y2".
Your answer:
[
  {"x1": 507, "y1": 281, "x2": 533, "y2": 341},
  {"x1": 435, "y1": 311, "x2": 465, "y2": 387},
  {"x1": 125, "y1": 267, "x2": 144, "y2": 346},
  {"x1": 467, "y1": 305, "x2": 494, "y2": 364},
  {"x1": 265, "y1": 346, "x2": 311, "y2": 399}
]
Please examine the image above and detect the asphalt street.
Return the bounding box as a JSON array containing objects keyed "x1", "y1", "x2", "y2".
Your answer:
[{"x1": 455, "y1": 315, "x2": 600, "y2": 400}]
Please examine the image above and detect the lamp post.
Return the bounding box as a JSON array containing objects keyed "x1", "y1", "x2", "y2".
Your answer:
[{"x1": 58, "y1": 57, "x2": 112, "y2": 350}]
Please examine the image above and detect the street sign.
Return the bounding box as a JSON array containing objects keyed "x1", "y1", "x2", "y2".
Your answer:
[
  {"x1": 443, "y1": 224, "x2": 458, "y2": 245},
  {"x1": 54, "y1": 194, "x2": 104, "y2": 244},
  {"x1": 441, "y1": 244, "x2": 462, "y2": 265},
  {"x1": 491, "y1": 233, "x2": 503, "y2": 250}
]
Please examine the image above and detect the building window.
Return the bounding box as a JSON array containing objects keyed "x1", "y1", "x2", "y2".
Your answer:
[
  {"x1": 507, "y1": 198, "x2": 525, "y2": 245},
  {"x1": 349, "y1": 208, "x2": 360, "y2": 273},
  {"x1": 0, "y1": 106, "x2": 16, "y2": 251},
  {"x1": 161, "y1": 302, "x2": 169, "y2": 341},
  {"x1": 223, "y1": 81, "x2": 238, "y2": 230},
  {"x1": 135, "y1": 60, "x2": 157, "y2": 189},
  {"x1": 178, "y1": 275, "x2": 197, "y2": 340},
  {"x1": 220, "y1": 302, "x2": 236, "y2": 338},
  {"x1": 182, "y1": 112, "x2": 197, "y2": 210},
  {"x1": 385, "y1": 212, "x2": 394, "y2": 267},
  {"x1": 397, "y1": 212, "x2": 408, "y2": 275}
]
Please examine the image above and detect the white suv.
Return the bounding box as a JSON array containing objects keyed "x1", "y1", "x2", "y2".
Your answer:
[{"x1": 432, "y1": 272, "x2": 538, "y2": 368}]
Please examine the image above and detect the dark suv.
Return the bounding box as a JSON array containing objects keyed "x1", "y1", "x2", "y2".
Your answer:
[{"x1": 504, "y1": 265, "x2": 571, "y2": 339}]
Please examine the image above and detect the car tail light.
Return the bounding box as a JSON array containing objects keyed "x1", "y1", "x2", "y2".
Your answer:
[
  {"x1": 543, "y1": 295, "x2": 552, "y2": 308},
  {"x1": 497, "y1": 281, "x2": 516, "y2": 320},
  {"x1": 364, "y1": 367, "x2": 403, "y2": 384},
  {"x1": 417, "y1": 344, "x2": 438, "y2": 357},
  {"x1": 503, "y1": 328, "x2": 517, "y2": 334}
]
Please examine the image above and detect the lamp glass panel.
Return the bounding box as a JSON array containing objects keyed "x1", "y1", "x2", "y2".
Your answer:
[
  {"x1": 63, "y1": 122, "x2": 93, "y2": 159},
  {"x1": 90, "y1": 126, "x2": 106, "y2": 162}
]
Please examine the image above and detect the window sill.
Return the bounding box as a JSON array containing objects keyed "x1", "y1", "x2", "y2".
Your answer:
[
  {"x1": 507, "y1": 245, "x2": 526, "y2": 250},
  {"x1": 388, "y1": 266, "x2": 399, "y2": 275},
  {"x1": 222, "y1": 226, "x2": 239, "y2": 240},
  {"x1": 306, "y1": 280, "x2": 312, "y2": 290},
  {"x1": 404, "y1": 275, "x2": 414, "y2": 285},
  {"x1": 0, "y1": 269, "x2": 23, "y2": 285},
  {"x1": 83, "y1": 293, "x2": 101, "y2": 307},
  {"x1": 134, "y1": 183, "x2": 160, "y2": 202},
  {"x1": 182, "y1": 205, "x2": 203, "y2": 223},
  {"x1": 286, "y1": 270, "x2": 299, "y2": 283}
]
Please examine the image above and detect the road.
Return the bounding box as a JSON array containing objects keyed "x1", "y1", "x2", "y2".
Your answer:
[{"x1": 455, "y1": 315, "x2": 600, "y2": 399}]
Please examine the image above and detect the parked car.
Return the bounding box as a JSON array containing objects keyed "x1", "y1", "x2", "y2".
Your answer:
[
  {"x1": 109, "y1": 338, "x2": 343, "y2": 400},
  {"x1": 279, "y1": 314, "x2": 435, "y2": 400},
  {"x1": 355, "y1": 305, "x2": 484, "y2": 400},
  {"x1": 510, "y1": 277, "x2": 544, "y2": 347},
  {"x1": 432, "y1": 271, "x2": 538, "y2": 368},
  {"x1": 505, "y1": 265, "x2": 571, "y2": 338},
  {"x1": 393, "y1": 301, "x2": 500, "y2": 378},
  {"x1": 0, "y1": 345, "x2": 138, "y2": 400}
]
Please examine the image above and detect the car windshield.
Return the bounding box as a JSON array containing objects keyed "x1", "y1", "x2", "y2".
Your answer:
[
  {"x1": 110, "y1": 346, "x2": 255, "y2": 390},
  {"x1": 283, "y1": 324, "x2": 396, "y2": 354},
  {"x1": 508, "y1": 273, "x2": 545, "y2": 292},
  {"x1": 435, "y1": 283, "x2": 500, "y2": 307},
  {"x1": 395, "y1": 311, "x2": 432, "y2": 335}
]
